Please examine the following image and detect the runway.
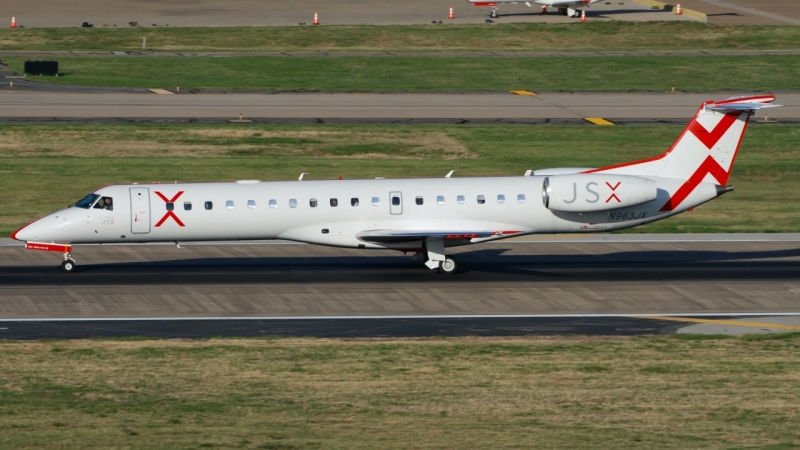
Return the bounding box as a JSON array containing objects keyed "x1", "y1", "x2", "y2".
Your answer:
[
  {"x1": 1, "y1": 91, "x2": 798, "y2": 121},
  {"x1": 1, "y1": 235, "x2": 799, "y2": 338}
]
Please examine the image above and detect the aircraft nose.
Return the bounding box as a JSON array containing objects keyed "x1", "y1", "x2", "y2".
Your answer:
[
  {"x1": 10, "y1": 216, "x2": 51, "y2": 242},
  {"x1": 10, "y1": 223, "x2": 31, "y2": 241}
]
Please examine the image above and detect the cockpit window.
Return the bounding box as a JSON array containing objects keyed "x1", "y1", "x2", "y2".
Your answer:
[
  {"x1": 93, "y1": 196, "x2": 114, "y2": 211},
  {"x1": 74, "y1": 193, "x2": 100, "y2": 209}
]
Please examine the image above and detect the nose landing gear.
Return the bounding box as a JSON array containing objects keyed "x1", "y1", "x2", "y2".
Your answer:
[{"x1": 61, "y1": 253, "x2": 76, "y2": 273}]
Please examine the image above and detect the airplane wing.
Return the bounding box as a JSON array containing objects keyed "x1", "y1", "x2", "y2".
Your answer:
[
  {"x1": 536, "y1": 0, "x2": 592, "y2": 5},
  {"x1": 356, "y1": 229, "x2": 521, "y2": 244},
  {"x1": 468, "y1": 0, "x2": 590, "y2": 5}
]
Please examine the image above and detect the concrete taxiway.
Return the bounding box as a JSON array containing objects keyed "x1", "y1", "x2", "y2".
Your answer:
[
  {"x1": 0, "y1": 0, "x2": 699, "y2": 28},
  {"x1": 1, "y1": 235, "x2": 799, "y2": 338},
  {"x1": 0, "y1": 91, "x2": 797, "y2": 121}
]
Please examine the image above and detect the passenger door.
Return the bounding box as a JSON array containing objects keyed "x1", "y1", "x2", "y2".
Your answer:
[
  {"x1": 130, "y1": 187, "x2": 151, "y2": 234},
  {"x1": 389, "y1": 191, "x2": 403, "y2": 215}
]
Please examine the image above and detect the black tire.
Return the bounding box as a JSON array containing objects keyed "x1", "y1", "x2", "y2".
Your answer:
[
  {"x1": 438, "y1": 257, "x2": 458, "y2": 274},
  {"x1": 61, "y1": 260, "x2": 75, "y2": 273},
  {"x1": 490, "y1": 10, "x2": 498, "y2": 18}
]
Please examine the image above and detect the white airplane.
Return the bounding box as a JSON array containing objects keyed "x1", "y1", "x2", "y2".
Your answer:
[
  {"x1": 468, "y1": 0, "x2": 603, "y2": 18},
  {"x1": 12, "y1": 95, "x2": 778, "y2": 274}
]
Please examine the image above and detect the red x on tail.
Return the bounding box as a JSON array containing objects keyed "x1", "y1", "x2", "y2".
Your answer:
[{"x1": 605, "y1": 182, "x2": 621, "y2": 203}]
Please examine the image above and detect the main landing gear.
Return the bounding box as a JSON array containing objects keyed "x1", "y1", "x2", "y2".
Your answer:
[
  {"x1": 413, "y1": 238, "x2": 459, "y2": 274},
  {"x1": 490, "y1": 9, "x2": 498, "y2": 18},
  {"x1": 437, "y1": 257, "x2": 458, "y2": 274},
  {"x1": 61, "y1": 253, "x2": 76, "y2": 273}
]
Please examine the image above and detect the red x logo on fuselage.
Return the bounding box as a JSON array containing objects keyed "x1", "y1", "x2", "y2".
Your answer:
[
  {"x1": 154, "y1": 191, "x2": 185, "y2": 227},
  {"x1": 605, "y1": 182, "x2": 621, "y2": 203}
]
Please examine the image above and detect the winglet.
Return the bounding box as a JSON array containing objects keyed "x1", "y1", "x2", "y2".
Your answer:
[
  {"x1": 298, "y1": 173, "x2": 308, "y2": 181},
  {"x1": 524, "y1": 170, "x2": 533, "y2": 176},
  {"x1": 445, "y1": 170, "x2": 455, "y2": 178}
]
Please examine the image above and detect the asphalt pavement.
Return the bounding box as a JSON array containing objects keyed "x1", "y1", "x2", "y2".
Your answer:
[{"x1": 1, "y1": 91, "x2": 797, "y2": 122}]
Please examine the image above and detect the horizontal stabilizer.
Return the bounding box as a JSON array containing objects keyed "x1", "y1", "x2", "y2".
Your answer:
[
  {"x1": 707, "y1": 103, "x2": 780, "y2": 111},
  {"x1": 707, "y1": 95, "x2": 780, "y2": 111}
]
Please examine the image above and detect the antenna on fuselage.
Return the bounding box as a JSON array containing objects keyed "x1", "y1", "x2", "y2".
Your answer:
[
  {"x1": 445, "y1": 170, "x2": 455, "y2": 178},
  {"x1": 298, "y1": 173, "x2": 308, "y2": 181}
]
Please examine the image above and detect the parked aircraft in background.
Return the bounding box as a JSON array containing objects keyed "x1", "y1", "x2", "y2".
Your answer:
[
  {"x1": 12, "y1": 96, "x2": 779, "y2": 274},
  {"x1": 468, "y1": 0, "x2": 604, "y2": 18}
]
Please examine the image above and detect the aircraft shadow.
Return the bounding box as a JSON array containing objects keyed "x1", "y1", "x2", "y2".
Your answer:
[{"x1": 2, "y1": 246, "x2": 799, "y2": 286}]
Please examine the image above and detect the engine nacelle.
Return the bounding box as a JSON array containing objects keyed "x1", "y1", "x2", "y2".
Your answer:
[{"x1": 543, "y1": 174, "x2": 657, "y2": 213}]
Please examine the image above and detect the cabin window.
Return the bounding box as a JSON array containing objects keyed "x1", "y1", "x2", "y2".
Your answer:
[
  {"x1": 330, "y1": 198, "x2": 338, "y2": 207},
  {"x1": 497, "y1": 195, "x2": 505, "y2": 204},
  {"x1": 457, "y1": 195, "x2": 465, "y2": 204},
  {"x1": 93, "y1": 196, "x2": 114, "y2": 211},
  {"x1": 205, "y1": 201, "x2": 213, "y2": 210},
  {"x1": 477, "y1": 195, "x2": 485, "y2": 204},
  {"x1": 269, "y1": 200, "x2": 277, "y2": 208},
  {"x1": 437, "y1": 196, "x2": 445, "y2": 205},
  {"x1": 416, "y1": 197, "x2": 424, "y2": 205},
  {"x1": 74, "y1": 193, "x2": 100, "y2": 209},
  {"x1": 392, "y1": 197, "x2": 400, "y2": 206},
  {"x1": 165, "y1": 202, "x2": 174, "y2": 211},
  {"x1": 289, "y1": 199, "x2": 297, "y2": 208},
  {"x1": 184, "y1": 201, "x2": 192, "y2": 211},
  {"x1": 351, "y1": 198, "x2": 359, "y2": 207},
  {"x1": 310, "y1": 198, "x2": 318, "y2": 208},
  {"x1": 248, "y1": 200, "x2": 257, "y2": 209},
  {"x1": 226, "y1": 200, "x2": 234, "y2": 209},
  {"x1": 372, "y1": 197, "x2": 380, "y2": 206},
  {"x1": 518, "y1": 194, "x2": 526, "y2": 203}
]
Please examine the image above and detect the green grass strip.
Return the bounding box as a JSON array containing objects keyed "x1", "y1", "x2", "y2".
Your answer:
[{"x1": 4, "y1": 55, "x2": 800, "y2": 91}]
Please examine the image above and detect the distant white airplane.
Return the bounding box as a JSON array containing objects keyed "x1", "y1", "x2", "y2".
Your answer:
[
  {"x1": 468, "y1": 0, "x2": 603, "y2": 18},
  {"x1": 13, "y1": 95, "x2": 779, "y2": 274}
]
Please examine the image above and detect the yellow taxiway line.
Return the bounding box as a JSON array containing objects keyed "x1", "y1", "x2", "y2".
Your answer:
[
  {"x1": 508, "y1": 90, "x2": 537, "y2": 96},
  {"x1": 585, "y1": 117, "x2": 615, "y2": 126},
  {"x1": 638, "y1": 316, "x2": 800, "y2": 331}
]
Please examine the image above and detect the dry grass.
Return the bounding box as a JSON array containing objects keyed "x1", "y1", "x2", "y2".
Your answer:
[
  {"x1": 0, "y1": 128, "x2": 472, "y2": 159},
  {"x1": 1, "y1": 335, "x2": 799, "y2": 449},
  {"x1": 1, "y1": 23, "x2": 800, "y2": 52}
]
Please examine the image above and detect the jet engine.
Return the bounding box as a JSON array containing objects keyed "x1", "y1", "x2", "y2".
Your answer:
[{"x1": 542, "y1": 174, "x2": 657, "y2": 213}]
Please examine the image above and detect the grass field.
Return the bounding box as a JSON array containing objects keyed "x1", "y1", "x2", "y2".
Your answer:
[
  {"x1": 2, "y1": 123, "x2": 799, "y2": 237},
  {"x1": 4, "y1": 55, "x2": 800, "y2": 91},
  {"x1": 1, "y1": 22, "x2": 800, "y2": 52},
  {"x1": 1, "y1": 335, "x2": 799, "y2": 449}
]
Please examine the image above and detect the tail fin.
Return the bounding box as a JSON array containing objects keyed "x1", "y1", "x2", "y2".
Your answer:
[{"x1": 585, "y1": 95, "x2": 778, "y2": 211}]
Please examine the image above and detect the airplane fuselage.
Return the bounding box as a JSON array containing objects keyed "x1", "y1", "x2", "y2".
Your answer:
[{"x1": 16, "y1": 175, "x2": 705, "y2": 249}]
